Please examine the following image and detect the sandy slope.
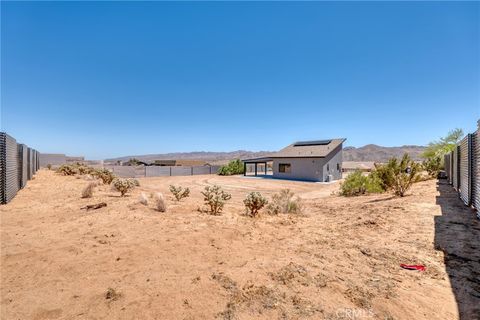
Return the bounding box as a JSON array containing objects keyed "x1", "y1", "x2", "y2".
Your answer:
[{"x1": 1, "y1": 170, "x2": 479, "y2": 320}]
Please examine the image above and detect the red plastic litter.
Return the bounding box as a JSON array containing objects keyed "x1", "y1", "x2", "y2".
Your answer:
[{"x1": 400, "y1": 264, "x2": 426, "y2": 271}]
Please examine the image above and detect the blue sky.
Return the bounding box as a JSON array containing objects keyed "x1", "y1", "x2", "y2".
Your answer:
[{"x1": 1, "y1": 1, "x2": 479, "y2": 159}]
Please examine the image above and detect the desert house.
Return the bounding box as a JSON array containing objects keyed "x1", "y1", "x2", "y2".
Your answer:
[{"x1": 243, "y1": 139, "x2": 345, "y2": 182}]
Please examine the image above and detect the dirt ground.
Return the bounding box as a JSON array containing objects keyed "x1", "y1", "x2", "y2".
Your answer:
[{"x1": 1, "y1": 170, "x2": 479, "y2": 320}]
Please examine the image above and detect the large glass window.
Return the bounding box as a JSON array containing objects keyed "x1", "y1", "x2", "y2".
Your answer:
[{"x1": 279, "y1": 163, "x2": 291, "y2": 173}]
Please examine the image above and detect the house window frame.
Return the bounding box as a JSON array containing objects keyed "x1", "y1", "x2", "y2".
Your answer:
[{"x1": 279, "y1": 163, "x2": 291, "y2": 173}]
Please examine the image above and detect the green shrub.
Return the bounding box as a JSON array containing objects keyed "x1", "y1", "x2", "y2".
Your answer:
[
  {"x1": 422, "y1": 156, "x2": 442, "y2": 178},
  {"x1": 169, "y1": 185, "x2": 190, "y2": 201},
  {"x1": 371, "y1": 163, "x2": 395, "y2": 191},
  {"x1": 112, "y1": 178, "x2": 137, "y2": 196},
  {"x1": 340, "y1": 171, "x2": 384, "y2": 196},
  {"x1": 57, "y1": 164, "x2": 78, "y2": 176},
  {"x1": 388, "y1": 154, "x2": 421, "y2": 197},
  {"x1": 201, "y1": 185, "x2": 232, "y2": 215},
  {"x1": 243, "y1": 192, "x2": 268, "y2": 217},
  {"x1": 266, "y1": 189, "x2": 303, "y2": 215},
  {"x1": 93, "y1": 168, "x2": 116, "y2": 185},
  {"x1": 218, "y1": 159, "x2": 244, "y2": 176}
]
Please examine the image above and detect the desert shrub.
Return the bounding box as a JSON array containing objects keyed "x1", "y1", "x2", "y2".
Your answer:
[
  {"x1": 76, "y1": 164, "x2": 94, "y2": 175},
  {"x1": 266, "y1": 189, "x2": 303, "y2": 215},
  {"x1": 371, "y1": 163, "x2": 395, "y2": 191},
  {"x1": 128, "y1": 178, "x2": 140, "y2": 187},
  {"x1": 93, "y1": 168, "x2": 116, "y2": 185},
  {"x1": 139, "y1": 192, "x2": 148, "y2": 205},
  {"x1": 153, "y1": 192, "x2": 167, "y2": 212},
  {"x1": 57, "y1": 164, "x2": 78, "y2": 176},
  {"x1": 47, "y1": 164, "x2": 52, "y2": 170},
  {"x1": 169, "y1": 185, "x2": 190, "y2": 201},
  {"x1": 112, "y1": 178, "x2": 137, "y2": 196},
  {"x1": 201, "y1": 185, "x2": 232, "y2": 215},
  {"x1": 218, "y1": 159, "x2": 244, "y2": 176},
  {"x1": 81, "y1": 182, "x2": 96, "y2": 198},
  {"x1": 388, "y1": 154, "x2": 421, "y2": 197},
  {"x1": 243, "y1": 192, "x2": 268, "y2": 217},
  {"x1": 422, "y1": 156, "x2": 442, "y2": 178},
  {"x1": 340, "y1": 171, "x2": 384, "y2": 196}
]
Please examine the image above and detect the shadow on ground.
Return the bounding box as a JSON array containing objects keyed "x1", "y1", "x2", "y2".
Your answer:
[{"x1": 435, "y1": 180, "x2": 480, "y2": 319}]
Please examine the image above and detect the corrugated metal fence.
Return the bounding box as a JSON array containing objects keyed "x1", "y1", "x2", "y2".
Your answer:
[
  {"x1": 107, "y1": 165, "x2": 221, "y2": 178},
  {"x1": 0, "y1": 133, "x2": 39, "y2": 204},
  {"x1": 444, "y1": 120, "x2": 480, "y2": 217}
]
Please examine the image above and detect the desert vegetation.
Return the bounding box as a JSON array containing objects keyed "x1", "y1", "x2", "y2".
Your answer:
[
  {"x1": 153, "y1": 192, "x2": 167, "y2": 212},
  {"x1": 243, "y1": 192, "x2": 268, "y2": 217},
  {"x1": 266, "y1": 189, "x2": 303, "y2": 215},
  {"x1": 81, "y1": 182, "x2": 96, "y2": 198},
  {"x1": 111, "y1": 178, "x2": 138, "y2": 197},
  {"x1": 341, "y1": 153, "x2": 421, "y2": 197},
  {"x1": 2, "y1": 169, "x2": 476, "y2": 320},
  {"x1": 169, "y1": 185, "x2": 190, "y2": 201},
  {"x1": 201, "y1": 185, "x2": 232, "y2": 215},
  {"x1": 218, "y1": 159, "x2": 244, "y2": 176}
]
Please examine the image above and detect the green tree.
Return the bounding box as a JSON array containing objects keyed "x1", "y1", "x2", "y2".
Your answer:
[{"x1": 422, "y1": 128, "x2": 463, "y2": 158}]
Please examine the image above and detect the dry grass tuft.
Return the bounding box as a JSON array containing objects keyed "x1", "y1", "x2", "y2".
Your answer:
[
  {"x1": 81, "y1": 182, "x2": 96, "y2": 198},
  {"x1": 138, "y1": 192, "x2": 148, "y2": 205},
  {"x1": 153, "y1": 192, "x2": 167, "y2": 212}
]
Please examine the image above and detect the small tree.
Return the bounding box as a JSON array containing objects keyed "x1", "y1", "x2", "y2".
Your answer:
[
  {"x1": 218, "y1": 159, "x2": 244, "y2": 176},
  {"x1": 112, "y1": 178, "x2": 137, "y2": 196},
  {"x1": 423, "y1": 156, "x2": 442, "y2": 178},
  {"x1": 169, "y1": 185, "x2": 190, "y2": 201},
  {"x1": 388, "y1": 154, "x2": 421, "y2": 197},
  {"x1": 244, "y1": 192, "x2": 268, "y2": 217},
  {"x1": 201, "y1": 185, "x2": 232, "y2": 215},
  {"x1": 422, "y1": 128, "x2": 463, "y2": 158}
]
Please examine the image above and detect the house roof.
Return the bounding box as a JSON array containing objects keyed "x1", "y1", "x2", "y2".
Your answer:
[{"x1": 243, "y1": 138, "x2": 346, "y2": 162}]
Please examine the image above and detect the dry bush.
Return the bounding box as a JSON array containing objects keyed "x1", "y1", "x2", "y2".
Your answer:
[
  {"x1": 46, "y1": 164, "x2": 52, "y2": 170},
  {"x1": 81, "y1": 182, "x2": 96, "y2": 198},
  {"x1": 201, "y1": 185, "x2": 231, "y2": 215},
  {"x1": 266, "y1": 189, "x2": 303, "y2": 215},
  {"x1": 92, "y1": 168, "x2": 116, "y2": 185},
  {"x1": 112, "y1": 178, "x2": 136, "y2": 196},
  {"x1": 169, "y1": 185, "x2": 190, "y2": 201},
  {"x1": 138, "y1": 192, "x2": 148, "y2": 205},
  {"x1": 153, "y1": 192, "x2": 167, "y2": 212},
  {"x1": 57, "y1": 164, "x2": 77, "y2": 176},
  {"x1": 243, "y1": 192, "x2": 268, "y2": 217}
]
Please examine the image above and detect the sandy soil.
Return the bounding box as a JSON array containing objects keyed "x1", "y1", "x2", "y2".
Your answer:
[{"x1": 1, "y1": 170, "x2": 479, "y2": 320}]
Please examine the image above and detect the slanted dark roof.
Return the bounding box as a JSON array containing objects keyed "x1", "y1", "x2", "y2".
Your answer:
[{"x1": 243, "y1": 138, "x2": 346, "y2": 162}]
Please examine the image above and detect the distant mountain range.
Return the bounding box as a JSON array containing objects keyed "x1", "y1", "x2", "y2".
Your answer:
[
  {"x1": 343, "y1": 144, "x2": 426, "y2": 162},
  {"x1": 105, "y1": 144, "x2": 426, "y2": 164}
]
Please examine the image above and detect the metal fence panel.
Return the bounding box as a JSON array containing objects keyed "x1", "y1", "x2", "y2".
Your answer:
[
  {"x1": 0, "y1": 133, "x2": 20, "y2": 204},
  {"x1": 39, "y1": 153, "x2": 67, "y2": 168},
  {"x1": 459, "y1": 135, "x2": 472, "y2": 205},
  {"x1": 171, "y1": 166, "x2": 193, "y2": 176},
  {"x1": 192, "y1": 166, "x2": 211, "y2": 175},
  {"x1": 111, "y1": 166, "x2": 145, "y2": 178},
  {"x1": 473, "y1": 125, "x2": 480, "y2": 211},
  {"x1": 18, "y1": 144, "x2": 28, "y2": 188},
  {"x1": 444, "y1": 153, "x2": 451, "y2": 185},
  {"x1": 452, "y1": 146, "x2": 459, "y2": 191},
  {"x1": 145, "y1": 166, "x2": 171, "y2": 177}
]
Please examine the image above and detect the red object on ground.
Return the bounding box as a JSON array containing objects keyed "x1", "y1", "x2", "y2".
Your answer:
[{"x1": 400, "y1": 264, "x2": 426, "y2": 271}]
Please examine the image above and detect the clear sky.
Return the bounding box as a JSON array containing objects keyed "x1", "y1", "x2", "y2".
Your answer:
[{"x1": 1, "y1": 1, "x2": 479, "y2": 159}]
